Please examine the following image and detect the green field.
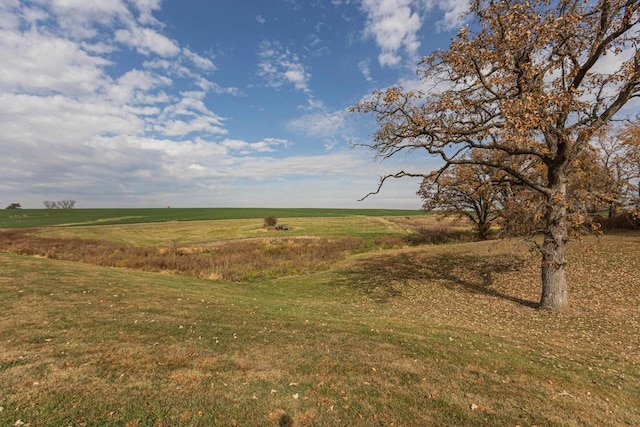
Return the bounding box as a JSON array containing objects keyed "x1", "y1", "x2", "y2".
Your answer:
[
  {"x1": 1, "y1": 211, "x2": 639, "y2": 426},
  {"x1": 0, "y1": 208, "x2": 423, "y2": 229}
]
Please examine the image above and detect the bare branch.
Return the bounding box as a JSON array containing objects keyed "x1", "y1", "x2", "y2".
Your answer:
[{"x1": 358, "y1": 171, "x2": 429, "y2": 201}]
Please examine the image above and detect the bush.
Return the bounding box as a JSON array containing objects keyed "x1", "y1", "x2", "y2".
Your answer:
[{"x1": 264, "y1": 216, "x2": 278, "y2": 228}]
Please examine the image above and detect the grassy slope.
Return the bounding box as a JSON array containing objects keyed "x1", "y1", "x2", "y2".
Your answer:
[
  {"x1": 0, "y1": 208, "x2": 423, "y2": 229},
  {"x1": 1, "y1": 229, "x2": 639, "y2": 426}
]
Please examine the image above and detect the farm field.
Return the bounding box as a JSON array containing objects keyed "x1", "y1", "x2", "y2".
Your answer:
[
  {"x1": 1, "y1": 210, "x2": 639, "y2": 426},
  {"x1": 0, "y1": 208, "x2": 423, "y2": 229}
]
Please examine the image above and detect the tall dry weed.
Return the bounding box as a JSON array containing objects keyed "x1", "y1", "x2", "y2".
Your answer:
[{"x1": 0, "y1": 230, "x2": 366, "y2": 282}]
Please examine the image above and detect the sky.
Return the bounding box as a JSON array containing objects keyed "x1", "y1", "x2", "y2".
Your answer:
[{"x1": 0, "y1": 0, "x2": 471, "y2": 209}]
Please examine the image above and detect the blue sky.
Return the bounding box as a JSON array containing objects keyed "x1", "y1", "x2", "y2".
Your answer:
[{"x1": 0, "y1": 0, "x2": 469, "y2": 209}]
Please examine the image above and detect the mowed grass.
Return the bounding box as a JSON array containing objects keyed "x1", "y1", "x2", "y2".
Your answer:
[{"x1": 0, "y1": 214, "x2": 639, "y2": 426}]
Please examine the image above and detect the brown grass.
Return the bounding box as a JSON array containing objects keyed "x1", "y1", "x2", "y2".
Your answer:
[{"x1": 0, "y1": 229, "x2": 366, "y2": 282}]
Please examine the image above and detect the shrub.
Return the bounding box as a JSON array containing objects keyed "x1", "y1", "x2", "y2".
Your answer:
[{"x1": 263, "y1": 216, "x2": 278, "y2": 228}]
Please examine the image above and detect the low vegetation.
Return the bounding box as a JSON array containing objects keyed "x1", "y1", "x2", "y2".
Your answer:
[
  {"x1": 0, "y1": 229, "x2": 367, "y2": 282},
  {"x1": 0, "y1": 211, "x2": 638, "y2": 426}
]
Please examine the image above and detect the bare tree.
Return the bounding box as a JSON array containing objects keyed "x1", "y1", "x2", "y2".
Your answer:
[
  {"x1": 354, "y1": 0, "x2": 640, "y2": 310},
  {"x1": 43, "y1": 200, "x2": 76, "y2": 209},
  {"x1": 58, "y1": 200, "x2": 76, "y2": 209}
]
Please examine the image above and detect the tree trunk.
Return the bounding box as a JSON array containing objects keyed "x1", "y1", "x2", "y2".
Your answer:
[
  {"x1": 539, "y1": 182, "x2": 569, "y2": 310},
  {"x1": 477, "y1": 221, "x2": 491, "y2": 240}
]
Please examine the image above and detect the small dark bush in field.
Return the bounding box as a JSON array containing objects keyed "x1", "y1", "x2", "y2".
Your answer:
[{"x1": 264, "y1": 216, "x2": 278, "y2": 228}]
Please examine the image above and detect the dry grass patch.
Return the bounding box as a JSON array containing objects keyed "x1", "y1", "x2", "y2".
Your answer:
[{"x1": 0, "y1": 229, "x2": 365, "y2": 282}]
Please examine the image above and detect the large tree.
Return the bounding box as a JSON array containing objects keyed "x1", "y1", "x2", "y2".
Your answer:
[{"x1": 354, "y1": 0, "x2": 640, "y2": 310}]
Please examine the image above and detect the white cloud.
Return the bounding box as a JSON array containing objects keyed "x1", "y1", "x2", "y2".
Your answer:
[
  {"x1": 108, "y1": 69, "x2": 172, "y2": 104},
  {"x1": 221, "y1": 137, "x2": 292, "y2": 154},
  {"x1": 433, "y1": 0, "x2": 470, "y2": 32},
  {"x1": 46, "y1": 0, "x2": 132, "y2": 39},
  {"x1": 0, "y1": 1, "x2": 20, "y2": 30},
  {"x1": 256, "y1": 15, "x2": 266, "y2": 24},
  {"x1": 155, "y1": 116, "x2": 226, "y2": 137},
  {"x1": 288, "y1": 110, "x2": 348, "y2": 137},
  {"x1": 0, "y1": 92, "x2": 145, "y2": 146},
  {"x1": 182, "y1": 48, "x2": 216, "y2": 71},
  {"x1": 358, "y1": 59, "x2": 374, "y2": 83},
  {"x1": 115, "y1": 26, "x2": 181, "y2": 57},
  {"x1": 128, "y1": 0, "x2": 163, "y2": 25},
  {"x1": 153, "y1": 91, "x2": 227, "y2": 138},
  {"x1": 0, "y1": 28, "x2": 110, "y2": 95},
  {"x1": 361, "y1": 0, "x2": 422, "y2": 67},
  {"x1": 360, "y1": 0, "x2": 469, "y2": 67},
  {"x1": 257, "y1": 40, "x2": 312, "y2": 93}
]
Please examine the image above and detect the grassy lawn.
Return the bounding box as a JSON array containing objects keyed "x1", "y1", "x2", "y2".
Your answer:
[{"x1": 0, "y1": 214, "x2": 638, "y2": 426}]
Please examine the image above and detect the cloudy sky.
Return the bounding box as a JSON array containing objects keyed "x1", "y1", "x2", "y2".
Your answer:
[{"x1": 0, "y1": 0, "x2": 469, "y2": 209}]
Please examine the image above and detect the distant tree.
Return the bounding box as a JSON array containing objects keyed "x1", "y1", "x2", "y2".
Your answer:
[
  {"x1": 354, "y1": 0, "x2": 640, "y2": 310},
  {"x1": 5, "y1": 203, "x2": 22, "y2": 209},
  {"x1": 44, "y1": 200, "x2": 76, "y2": 209},
  {"x1": 58, "y1": 200, "x2": 76, "y2": 209},
  {"x1": 592, "y1": 124, "x2": 640, "y2": 216},
  {"x1": 418, "y1": 154, "x2": 504, "y2": 240}
]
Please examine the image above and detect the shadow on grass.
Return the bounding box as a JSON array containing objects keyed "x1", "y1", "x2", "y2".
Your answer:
[{"x1": 336, "y1": 250, "x2": 538, "y2": 308}]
